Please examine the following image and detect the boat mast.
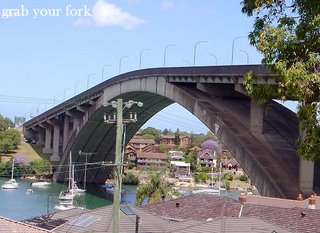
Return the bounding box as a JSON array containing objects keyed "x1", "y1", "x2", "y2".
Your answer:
[
  {"x1": 68, "y1": 152, "x2": 72, "y2": 190},
  {"x1": 11, "y1": 158, "x2": 14, "y2": 180}
]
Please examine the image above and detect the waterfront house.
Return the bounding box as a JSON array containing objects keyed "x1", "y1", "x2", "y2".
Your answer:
[
  {"x1": 136, "y1": 151, "x2": 168, "y2": 168},
  {"x1": 197, "y1": 149, "x2": 217, "y2": 167}
]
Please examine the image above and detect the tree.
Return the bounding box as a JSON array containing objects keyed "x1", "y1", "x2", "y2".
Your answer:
[
  {"x1": 241, "y1": 0, "x2": 320, "y2": 160},
  {"x1": 0, "y1": 115, "x2": 14, "y2": 132},
  {"x1": 135, "y1": 169, "x2": 178, "y2": 205},
  {"x1": 0, "y1": 129, "x2": 21, "y2": 153},
  {"x1": 30, "y1": 159, "x2": 52, "y2": 176},
  {"x1": 140, "y1": 127, "x2": 162, "y2": 144}
]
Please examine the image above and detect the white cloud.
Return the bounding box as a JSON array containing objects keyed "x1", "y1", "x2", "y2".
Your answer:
[
  {"x1": 161, "y1": 0, "x2": 175, "y2": 10},
  {"x1": 89, "y1": 0, "x2": 147, "y2": 29}
]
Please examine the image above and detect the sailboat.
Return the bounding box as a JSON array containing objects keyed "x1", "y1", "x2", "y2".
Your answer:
[
  {"x1": 72, "y1": 165, "x2": 86, "y2": 194},
  {"x1": 192, "y1": 163, "x2": 223, "y2": 195},
  {"x1": 58, "y1": 152, "x2": 74, "y2": 200},
  {"x1": 2, "y1": 158, "x2": 19, "y2": 189}
]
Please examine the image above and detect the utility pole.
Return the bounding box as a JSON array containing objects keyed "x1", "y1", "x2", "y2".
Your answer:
[{"x1": 103, "y1": 99, "x2": 143, "y2": 233}]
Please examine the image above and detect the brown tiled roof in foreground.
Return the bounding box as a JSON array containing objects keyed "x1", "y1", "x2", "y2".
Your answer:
[
  {"x1": 140, "y1": 194, "x2": 320, "y2": 233},
  {"x1": 0, "y1": 216, "x2": 52, "y2": 233}
]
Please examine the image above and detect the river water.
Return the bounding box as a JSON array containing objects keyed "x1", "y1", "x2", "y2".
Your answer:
[
  {"x1": 0, "y1": 177, "x2": 244, "y2": 221},
  {"x1": 0, "y1": 178, "x2": 138, "y2": 221}
]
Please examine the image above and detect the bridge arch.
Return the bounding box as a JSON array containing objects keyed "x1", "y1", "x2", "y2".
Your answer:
[{"x1": 24, "y1": 65, "x2": 307, "y2": 198}]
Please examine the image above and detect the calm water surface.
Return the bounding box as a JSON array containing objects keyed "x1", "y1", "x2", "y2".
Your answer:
[
  {"x1": 0, "y1": 177, "x2": 244, "y2": 221},
  {"x1": 0, "y1": 178, "x2": 137, "y2": 221}
]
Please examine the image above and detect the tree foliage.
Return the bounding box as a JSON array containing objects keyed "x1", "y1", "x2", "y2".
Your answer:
[
  {"x1": 135, "y1": 169, "x2": 178, "y2": 205},
  {"x1": 29, "y1": 159, "x2": 52, "y2": 176},
  {"x1": 0, "y1": 129, "x2": 21, "y2": 152},
  {"x1": 0, "y1": 115, "x2": 14, "y2": 132},
  {"x1": 241, "y1": 0, "x2": 320, "y2": 160}
]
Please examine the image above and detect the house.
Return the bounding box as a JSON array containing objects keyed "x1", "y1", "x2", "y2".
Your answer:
[
  {"x1": 127, "y1": 138, "x2": 155, "y2": 151},
  {"x1": 161, "y1": 134, "x2": 191, "y2": 149},
  {"x1": 126, "y1": 138, "x2": 161, "y2": 165},
  {"x1": 136, "y1": 151, "x2": 168, "y2": 168},
  {"x1": 197, "y1": 149, "x2": 217, "y2": 167},
  {"x1": 170, "y1": 161, "x2": 191, "y2": 177},
  {"x1": 168, "y1": 150, "x2": 184, "y2": 161}
]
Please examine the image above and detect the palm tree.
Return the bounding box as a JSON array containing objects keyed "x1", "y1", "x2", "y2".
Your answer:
[{"x1": 135, "y1": 169, "x2": 178, "y2": 205}]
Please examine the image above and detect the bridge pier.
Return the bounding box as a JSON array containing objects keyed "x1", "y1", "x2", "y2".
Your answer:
[
  {"x1": 299, "y1": 159, "x2": 314, "y2": 195},
  {"x1": 43, "y1": 126, "x2": 52, "y2": 154},
  {"x1": 250, "y1": 99, "x2": 264, "y2": 134},
  {"x1": 62, "y1": 115, "x2": 70, "y2": 151},
  {"x1": 36, "y1": 127, "x2": 45, "y2": 146},
  {"x1": 50, "y1": 124, "x2": 61, "y2": 162}
]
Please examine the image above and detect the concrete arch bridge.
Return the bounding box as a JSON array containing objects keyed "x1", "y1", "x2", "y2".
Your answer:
[{"x1": 23, "y1": 65, "x2": 318, "y2": 199}]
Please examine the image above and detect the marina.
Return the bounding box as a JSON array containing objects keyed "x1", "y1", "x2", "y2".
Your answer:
[{"x1": 0, "y1": 176, "x2": 247, "y2": 221}]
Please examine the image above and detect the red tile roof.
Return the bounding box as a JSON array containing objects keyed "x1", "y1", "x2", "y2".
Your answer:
[
  {"x1": 139, "y1": 194, "x2": 320, "y2": 233},
  {"x1": 136, "y1": 151, "x2": 167, "y2": 160},
  {"x1": 0, "y1": 216, "x2": 52, "y2": 233}
]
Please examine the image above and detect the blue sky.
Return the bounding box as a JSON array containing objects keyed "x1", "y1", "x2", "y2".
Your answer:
[{"x1": 0, "y1": 0, "x2": 294, "y2": 133}]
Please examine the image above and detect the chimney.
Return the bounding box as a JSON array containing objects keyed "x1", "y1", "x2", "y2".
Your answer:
[
  {"x1": 297, "y1": 193, "x2": 303, "y2": 201},
  {"x1": 239, "y1": 193, "x2": 247, "y2": 204},
  {"x1": 308, "y1": 195, "x2": 316, "y2": 209}
]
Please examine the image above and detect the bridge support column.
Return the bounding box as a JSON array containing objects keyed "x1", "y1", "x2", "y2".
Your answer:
[
  {"x1": 43, "y1": 128, "x2": 52, "y2": 154},
  {"x1": 37, "y1": 128, "x2": 45, "y2": 146},
  {"x1": 250, "y1": 99, "x2": 264, "y2": 134},
  {"x1": 62, "y1": 116, "x2": 70, "y2": 151},
  {"x1": 73, "y1": 118, "x2": 81, "y2": 135},
  {"x1": 50, "y1": 124, "x2": 60, "y2": 162},
  {"x1": 299, "y1": 159, "x2": 314, "y2": 195}
]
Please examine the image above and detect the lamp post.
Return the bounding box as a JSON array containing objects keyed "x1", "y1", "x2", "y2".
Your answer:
[
  {"x1": 208, "y1": 53, "x2": 218, "y2": 65},
  {"x1": 193, "y1": 41, "x2": 209, "y2": 66},
  {"x1": 74, "y1": 80, "x2": 81, "y2": 95},
  {"x1": 87, "y1": 73, "x2": 96, "y2": 89},
  {"x1": 239, "y1": 50, "x2": 249, "y2": 64},
  {"x1": 231, "y1": 36, "x2": 246, "y2": 65},
  {"x1": 103, "y1": 99, "x2": 143, "y2": 233},
  {"x1": 181, "y1": 60, "x2": 191, "y2": 66},
  {"x1": 139, "y1": 49, "x2": 150, "y2": 69},
  {"x1": 63, "y1": 88, "x2": 70, "y2": 101},
  {"x1": 119, "y1": 56, "x2": 129, "y2": 74},
  {"x1": 101, "y1": 65, "x2": 111, "y2": 82},
  {"x1": 163, "y1": 44, "x2": 176, "y2": 67},
  {"x1": 53, "y1": 93, "x2": 59, "y2": 106}
]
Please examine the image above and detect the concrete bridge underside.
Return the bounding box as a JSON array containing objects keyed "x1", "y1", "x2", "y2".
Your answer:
[{"x1": 23, "y1": 65, "x2": 318, "y2": 199}]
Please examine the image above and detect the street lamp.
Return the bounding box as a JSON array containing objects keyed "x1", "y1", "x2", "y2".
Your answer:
[
  {"x1": 181, "y1": 60, "x2": 191, "y2": 66},
  {"x1": 87, "y1": 73, "x2": 96, "y2": 89},
  {"x1": 208, "y1": 53, "x2": 218, "y2": 65},
  {"x1": 231, "y1": 36, "x2": 246, "y2": 65},
  {"x1": 139, "y1": 49, "x2": 150, "y2": 69},
  {"x1": 53, "y1": 93, "x2": 59, "y2": 106},
  {"x1": 239, "y1": 50, "x2": 249, "y2": 64},
  {"x1": 74, "y1": 80, "x2": 82, "y2": 95},
  {"x1": 163, "y1": 44, "x2": 176, "y2": 67},
  {"x1": 63, "y1": 88, "x2": 71, "y2": 101},
  {"x1": 193, "y1": 40, "x2": 209, "y2": 66},
  {"x1": 101, "y1": 65, "x2": 111, "y2": 82},
  {"x1": 119, "y1": 56, "x2": 130, "y2": 74}
]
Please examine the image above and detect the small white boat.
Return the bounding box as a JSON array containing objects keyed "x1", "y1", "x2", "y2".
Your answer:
[
  {"x1": 72, "y1": 182, "x2": 86, "y2": 194},
  {"x1": 102, "y1": 183, "x2": 125, "y2": 193},
  {"x1": 2, "y1": 179, "x2": 19, "y2": 189},
  {"x1": 58, "y1": 190, "x2": 74, "y2": 200},
  {"x1": 26, "y1": 189, "x2": 33, "y2": 195},
  {"x1": 192, "y1": 187, "x2": 220, "y2": 195},
  {"x1": 2, "y1": 159, "x2": 19, "y2": 189},
  {"x1": 31, "y1": 181, "x2": 51, "y2": 187},
  {"x1": 54, "y1": 202, "x2": 75, "y2": 211}
]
